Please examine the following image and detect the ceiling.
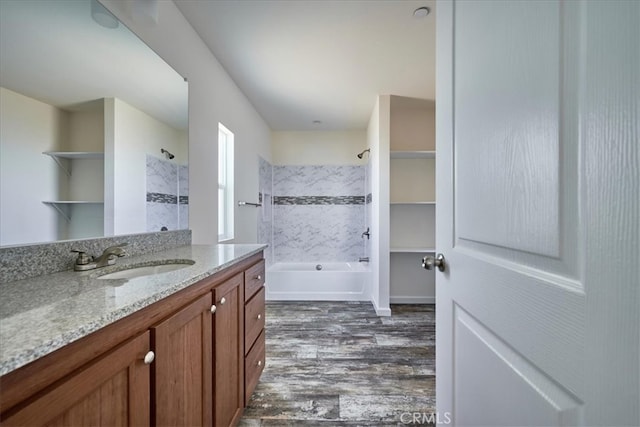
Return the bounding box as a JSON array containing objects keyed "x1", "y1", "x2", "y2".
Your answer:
[
  {"x1": 176, "y1": 0, "x2": 436, "y2": 131},
  {"x1": 0, "y1": 0, "x2": 188, "y2": 130}
]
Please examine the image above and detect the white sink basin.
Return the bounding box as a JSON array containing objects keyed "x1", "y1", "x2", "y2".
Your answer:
[{"x1": 97, "y1": 261, "x2": 194, "y2": 280}]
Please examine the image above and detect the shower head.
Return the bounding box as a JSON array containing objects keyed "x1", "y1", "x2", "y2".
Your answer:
[
  {"x1": 357, "y1": 148, "x2": 371, "y2": 159},
  {"x1": 161, "y1": 148, "x2": 175, "y2": 160}
]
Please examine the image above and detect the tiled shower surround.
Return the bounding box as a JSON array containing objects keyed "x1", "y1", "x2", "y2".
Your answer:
[
  {"x1": 146, "y1": 155, "x2": 189, "y2": 232},
  {"x1": 271, "y1": 165, "x2": 366, "y2": 263},
  {"x1": 258, "y1": 157, "x2": 274, "y2": 265}
]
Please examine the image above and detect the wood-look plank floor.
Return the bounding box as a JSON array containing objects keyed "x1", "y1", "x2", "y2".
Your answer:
[{"x1": 239, "y1": 302, "x2": 435, "y2": 426}]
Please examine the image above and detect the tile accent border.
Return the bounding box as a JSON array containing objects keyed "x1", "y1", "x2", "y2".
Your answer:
[
  {"x1": 147, "y1": 192, "x2": 178, "y2": 204},
  {"x1": 0, "y1": 230, "x2": 192, "y2": 283},
  {"x1": 274, "y1": 196, "x2": 365, "y2": 206}
]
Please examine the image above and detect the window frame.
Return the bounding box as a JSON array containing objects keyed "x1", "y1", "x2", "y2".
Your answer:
[{"x1": 217, "y1": 123, "x2": 234, "y2": 242}]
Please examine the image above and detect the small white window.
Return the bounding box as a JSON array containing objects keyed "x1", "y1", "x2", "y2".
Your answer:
[{"x1": 218, "y1": 123, "x2": 234, "y2": 242}]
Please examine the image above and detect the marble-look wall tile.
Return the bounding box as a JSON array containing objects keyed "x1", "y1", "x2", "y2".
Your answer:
[
  {"x1": 273, "y1": 166, "x2": 364, "y2": 197},
  {"x1": 273, "y1": 205, "x2": 364, "y2": 262},
  {"x1": 178, "y1": 164, "x2": 189, "y2": 230},
  {"x1": 179, "y1": 204, "x2": 189, "y2": 231},
  {"x1": 146, "y1": 202, "x2": 178, "y2": 232},
  {"x1": 178, "y1": 164, "x2": 189, "y2": 198},
  {"x1": 258, "y1": 157, "x2": 273, "y2": 265},
  {"x1": 146, "y1": 155, "x2": 177, "y2": 195},
  {"x1": 271, "y1": 165, "x2": 366, "y2": 262},
  {"x1": 365, "y1": 161, "x2": 373, "y2": 260}
]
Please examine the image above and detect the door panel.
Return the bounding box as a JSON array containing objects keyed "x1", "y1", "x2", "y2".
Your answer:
[
  {"x1": 454, "y1": 305, "x2": 582, "y2": 426},
  {"x1": 455, "y1": 0, "x2": 561, "y2": 258},
  {"x1": 213, "y1": 273, "x2": 244, "y2": 427},
  {"x1": 2, "y1": 332, "x2": 150, "y2": 426},
  {"x1": 436, "y1": 0, "x2": 639, "y2": 425},
  {"x1": 152, "y1": 294, "x2": 212, "y2": 427}
]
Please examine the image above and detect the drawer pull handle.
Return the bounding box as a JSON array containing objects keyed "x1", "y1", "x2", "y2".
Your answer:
[
  {"x1": 257, "y1": 360, "x2": 262, "y2": 367},
  {"x1": 220, "y1": 297, "x2": 226, "y2": 305},
  {"x1": 144, "y1": 351, "x2": 155, "y2": 365},
  {"x1": 211, "y1": 304, "x2": 217, "y2": 313},
  {"x1": 257, "y1": 314, "x2": 262, "y2": 320},
  {"x1": 256, "y1": 275, "x2": 262, "y2": 281}
]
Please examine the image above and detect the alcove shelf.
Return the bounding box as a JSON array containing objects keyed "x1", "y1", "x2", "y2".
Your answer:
[
  {"x1": 42, "y1": 201, "x2": 104, "y2": 222},
  {"x1": 43, "y1": 151, "x2": 104, "y2": 177},
  {"x1": 390, "y1": 150, "x2": 435, "y2": 159},
  {"x1": 388, "y1": 96, "x2": 436, "y2": 304},
  {"x1": 390, "y1": 201, "x2": 436, "y2": 205}
]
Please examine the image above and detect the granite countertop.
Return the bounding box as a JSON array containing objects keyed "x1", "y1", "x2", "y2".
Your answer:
[{"x1": 0, "y1": 244, "x2": 266, "y2": 376}]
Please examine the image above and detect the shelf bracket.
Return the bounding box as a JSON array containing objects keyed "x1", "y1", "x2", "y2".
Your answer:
[
  {"x1": 44, "y1": 154, "x2": 71, "y2": 177},
  {"x1": 43, "y1": 202, "x2": 71, "y2": 221}
]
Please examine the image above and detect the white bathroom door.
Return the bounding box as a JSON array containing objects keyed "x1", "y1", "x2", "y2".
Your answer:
[{"x1": 435, "y1": 1, "x2": 638, "y2": 426}]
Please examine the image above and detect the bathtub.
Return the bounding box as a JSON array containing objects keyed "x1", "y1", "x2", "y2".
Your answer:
[{"x1": 266, "y1": 262, "x2": 370, "y2": 301}]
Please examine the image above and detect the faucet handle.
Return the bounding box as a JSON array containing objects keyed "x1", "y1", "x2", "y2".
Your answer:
[{"x1": 71, "y1": 249, "x2": 92, "y2": 265}]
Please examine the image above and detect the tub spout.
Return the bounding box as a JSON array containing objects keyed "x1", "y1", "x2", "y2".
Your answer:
[{"x1": 359, "y1": 257, "x2": 369, "y2": 263}]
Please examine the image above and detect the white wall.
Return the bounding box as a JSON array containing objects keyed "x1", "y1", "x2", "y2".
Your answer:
[
  {"x1": 101, "y1": 0, "x2": 272, "y2": 245},
  {"x1": 105, "y1": 97, "x2": 186, "y2": 235},
  {"x1": 367, "y1": 95, "x2": 391, "y2": 316},
  {"x1": 0, "y1": 87, "x2": 68, "y2": 245},
  {"x1": 272, "y1": 131, "x2": 366, "y2": 165},
  {"x1": 390, "y1": 97, "x2": 436, "y2": 151}
]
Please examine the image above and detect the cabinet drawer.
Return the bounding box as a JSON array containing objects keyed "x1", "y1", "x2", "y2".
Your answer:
[
  {"x1": 244, "y1": 329, "x2": 265, "y2": 404},
  {"x1": 244, "y1": 260, "x2": 265, "y2": 302},
  {"x1": 244, "y1": 287, "x2": 265, "y2": 354}
]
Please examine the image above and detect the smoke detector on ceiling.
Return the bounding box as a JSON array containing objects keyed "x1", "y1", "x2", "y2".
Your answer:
[{"x1": 413, "y1": 7, "x2": 431, "y2": 18}]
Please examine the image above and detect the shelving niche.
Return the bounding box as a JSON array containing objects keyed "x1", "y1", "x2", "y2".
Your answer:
[
  {"x1": 389, "y1": 96, "x2": 436, "y2": 304},
  {"x1": 41, "y1": 100, "x2": 105, "y2": 240}
]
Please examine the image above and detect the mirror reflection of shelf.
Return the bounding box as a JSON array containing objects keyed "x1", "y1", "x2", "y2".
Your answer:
[
  {"x1": 390, "y1": 150, "x2": 435, "y2": 159},
  {"x1": 42, "y1": 201, "x2": 104, "y2": 222},
  {"x1": 43, "y1": 151, "x2": 104, "y2": 177}
]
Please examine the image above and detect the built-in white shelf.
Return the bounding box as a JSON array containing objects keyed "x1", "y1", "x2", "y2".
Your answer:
[
  {"x1": 390, "y1": 150, "x2": 435, "y2": 159},
  {"x1": 43, "y1": 201, "x2": 104, "y2": 222},
  {"x1": 390, "y1": 247, "x2": 436, "y2": 253},
  {"x1": 43, "y1": 151, "x2": 104, "y2": 176},
  {"x1": 390, "y1": 201, "x2": 436, "y2": 205},
  {"x1": 43, "y1": 151, "x2": 104, "y2": 159}
]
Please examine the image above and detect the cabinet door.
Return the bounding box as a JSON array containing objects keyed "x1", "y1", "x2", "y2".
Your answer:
[
  {"x1": 152, "y1": 293, "x2": 213, "y2": 427},
  {"x1": 213, "y1": 273, "x2": 244, "y2": 427},
  {"x1": 2, "y1": 332, "x2": 151, "y2": 426}
]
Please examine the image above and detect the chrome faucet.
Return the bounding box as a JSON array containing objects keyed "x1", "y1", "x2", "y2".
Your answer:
[
  {"x1": 361, "y1": 227, "x2": 370, "y2": 239},
  {"x1": 358, "y1": 257, "x2": 369, "y2": 263},
  {"x1": 72, "y1": 243, "x2": 128, "y2": 271}
]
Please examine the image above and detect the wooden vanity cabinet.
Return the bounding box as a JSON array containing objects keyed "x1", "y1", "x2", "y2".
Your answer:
[
  {"x1": 0, "y1": 252, "x2": 266, "y2": 427},
  {"x1": 243, "y1": 260, "x2": 266, "y2": 405},
  {"x1": 152, "y1": 293, "x2": 213, "y2": 426},
  {"x1": 212, "y1": 273, "x2": 244, "y2": 427},
  {"x1": 2, "y1": 332, "x2": 152, "y2": 426}
]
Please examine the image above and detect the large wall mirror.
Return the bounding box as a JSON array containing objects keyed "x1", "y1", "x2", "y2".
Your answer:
[{"x1": 0, "y1": 0, "x2": 188, "y2": 247}]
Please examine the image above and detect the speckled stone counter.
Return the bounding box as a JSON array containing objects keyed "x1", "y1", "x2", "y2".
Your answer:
[{"x1": 0, "y1": 244, "x2": 266, "y2": 376}]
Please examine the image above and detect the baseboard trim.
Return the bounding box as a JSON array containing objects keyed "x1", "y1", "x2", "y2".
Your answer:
[{"x1": 371, "y1": 299, "x2": 391, "y2": 316}]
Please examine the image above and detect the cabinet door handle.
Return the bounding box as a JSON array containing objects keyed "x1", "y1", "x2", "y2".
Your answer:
[
  {"x1": 256, "y1": 275, "x2": 262, "y2": 281},
  {"x1": 211, "y1": 304, "x2": 217, "y2": 313},
  {"x1": 144, "y1": 351, "x2": 155, "y2": 365},
  {"x1": 220, "y1": 297, "x2": 226, "y2": 305},
  {"x1": 257, "y1": 314, "x2": 262, "y2": 320},
  {"x1": 257, "y1": 360, "x2": 262, "y2": 367}
]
